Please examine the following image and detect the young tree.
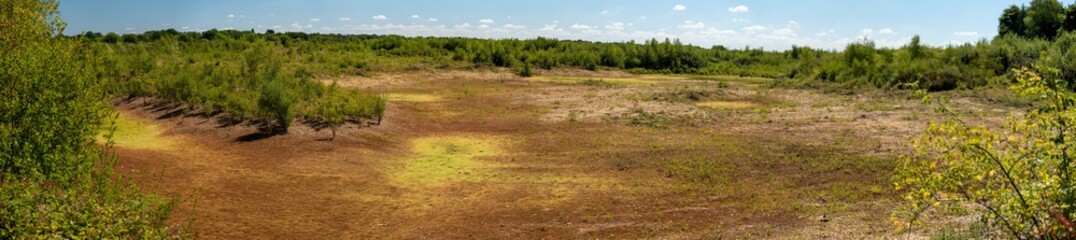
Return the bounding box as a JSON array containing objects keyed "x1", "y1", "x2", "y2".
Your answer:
[
  {"x1": 894, "y1": 60, "x2": 1076, "y2": 238},
  {"x1": 312, "y1": 83, "x2": 345, "y2": 140},
  {"x1": 1000, "y1": 5, "x2": 1028, "y2": 37},
  {"x1": 1025, "y1": 0, "x2": 1065, "y2": 39},
  {"x1": 258, "y1": 79, "x2": 295, "y2": 134}
]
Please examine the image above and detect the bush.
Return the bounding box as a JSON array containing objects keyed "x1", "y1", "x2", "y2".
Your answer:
[
  {"x1": 518, "y1": 63, "x2": 533, "y2": 77},
  {"x1": 258, "y1": 79, "x2": 295, "y2": 133},
  {"x1": 0, "y1": 0, "x2": 177, "y2": 237},
  {"x1": 893, "y1": 61, "x2": 1076, "y2": 238}
]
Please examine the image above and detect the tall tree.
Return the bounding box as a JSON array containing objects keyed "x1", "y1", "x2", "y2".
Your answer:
[
  {"x1": 1025, "y1": 0, "x2": 1064, "y2": 39},
  {"x1": 999, "y1": 5, "x2": 1027, "y2": 37},
  {"x1": 907, "y1": 35, "x2": 924, "y2": 59},
  {"x1": 1064, "y1": 3, "x2": 1076, "y2": 32}
]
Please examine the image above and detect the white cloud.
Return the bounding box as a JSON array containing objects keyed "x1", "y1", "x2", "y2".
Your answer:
[
  {"x1": 788, "y1": 21, "x2": 800, "y2": 28},
  {"x1": 479, "y1": 18, "x2": 495, "y2": 24},
  {"x1": 372, "y1": 15, "x2": 387, "y2": 20},
  {"x1": 639, "y1": 16, "x2": 648, "y2": 20},
  {"x1": 310, "y1": 18, "x2": 321, "y2": 22},
  {"x1": 339, "y1": 17, "x2": 351, "y2": 21},
  {"x1": 502, "y1": 24, "x2": 525, "y2": 29},
  {"x1": 271, "y1": 25, "x2": 282, "y2": 29},
  {"x1": 860, "y1": 28, "x2": 874, "y2": 36},
  {"x1": 815, "y1": 29, "x2": 835, "y2": 37},
  {"x1": 227, "y1": 14, "x2": 235, "y2": 18},
  {"x1": 733, "y1": 18, "x2": 749, "y2": 23},
  {"x1": 878, "y1": 28, "x2": 895, "y2": 35},
  {"x1": 412, "y1": 14, "x2": 420, "y2": 19},
  {"x1": 161, "y1": 23, "x2": 171, "y2": 27},
  {"x1": 455, "y1": 23, "x2": 473, "y2": 29},
  {"x1": 478, "y1": 24, "x2": 490, "y2": 29},
  {"x1": 743, "y1": 25, "x2": 767, "y2": 32},
  {"x1": 290, "y1": 22, "x2": 313, "y2": 30},
  {"x1": 728, "y1": 5, "x2": 749, "y2": 13},
  {"x1": 601, "y1": 10, "x2": 609, "y2": 15},
  {"x1": 538, "y1": 24, "x2": 557, "y2": 31},
  {"x1": 679, "y1": 21, "x2": 706, "y2": 30},
  {"x1": 673, "y1": 4, "x2": 686, "y2": 11},
  {"x1": 570, "y1": 24, "x2": 593, "y2": 30},
  {"x1": 772, "y1": 28, "x2": 796, "y2": 37},
  {"x1": 948, "y1": 40, "x2": 970, "y2": 45},
  {"x1": 699, "y1": 27, "x2": 737, "y2": 36},
  {"x1": 605, "y1": 22, "x2": 625, "y2": 31},
  {"x1": 954, "y1": 31, "x2": 979, "y2": 37},
  {"x1": 428, "y1": 18, "x2": 439, "y2": 22}
]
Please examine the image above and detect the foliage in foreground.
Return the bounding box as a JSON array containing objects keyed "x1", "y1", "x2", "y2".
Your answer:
[
  {"x1": 894, "y1": 61, "x2": 1076, "y2": 238},
  {"x1": 0, "y1": 0, "x2": 178, "y2": 237}
]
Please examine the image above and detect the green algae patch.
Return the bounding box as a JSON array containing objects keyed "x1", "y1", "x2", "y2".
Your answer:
[
  {"x1": 696, "y1": 101, "x2": 759, "y2": 110},
  {"x1": 392, "y1": 136, "x2": 505, "y2": 188},
  {"x1": 97, "y1": 113, "x2": 175, "y2": 150},
  {"x1": 384, "y1": 93, "x2": 442, "y2": 102}
]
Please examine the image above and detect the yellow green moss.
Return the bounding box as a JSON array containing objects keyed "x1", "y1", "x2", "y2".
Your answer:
[
  {"x1": 696, "y1": 101, "x2": 759, "y2": 110},
  {"x1": 391, "y1": 135, "x2": 600, "y2": 189},
  {"x1": 383, "y1": 93, "x2": 442, "y2": 102},
  {"x1": 528, "y1": 76, "x2": 660, "y2": 85},
  {"x1": 391, "y1": 136, "x2": 504, "y2": 188},
  {"x1": 97, "y1": 113, "x2": 174, "y2": 150}
]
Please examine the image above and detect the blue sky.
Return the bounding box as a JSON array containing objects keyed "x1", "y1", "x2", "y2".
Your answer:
[{"x1": 59, "y1": 0, "x2": 1033, "y2": 50}]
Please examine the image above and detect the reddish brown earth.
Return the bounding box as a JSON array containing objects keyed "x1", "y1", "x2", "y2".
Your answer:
[{"x1": 112, "y1": 70, "x2": 1015, "y2": 239}]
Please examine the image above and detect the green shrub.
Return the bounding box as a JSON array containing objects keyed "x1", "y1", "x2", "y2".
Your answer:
[
  {"x1": 0, "y1": 0, "x2": 177, "y2": 237},
  {"x1": 258, "y1": 79, "x2": 295, "y2": 133},
  {"x1": 894, "y1": 62, "x2": 1076, "y2": 238},
  {"x1": 518, "y1": 63, "x2": 533, "y2": 77}
]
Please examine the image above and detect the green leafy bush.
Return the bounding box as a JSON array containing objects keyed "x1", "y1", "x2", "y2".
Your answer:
[
  {"x1": 1, "y1": 0, "x2": 178, "y2": 237},
  {"x1": 893, "y1": 61, "x2": 1076, "y2": 238}
]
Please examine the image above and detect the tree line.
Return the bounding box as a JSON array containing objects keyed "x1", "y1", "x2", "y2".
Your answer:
[
  {"x1": 998, "y1": 0, "x2": 1076, "y2": 40},
  {"x1": 71, "y1": 1, "x2": 1076, "y2": 93}
]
